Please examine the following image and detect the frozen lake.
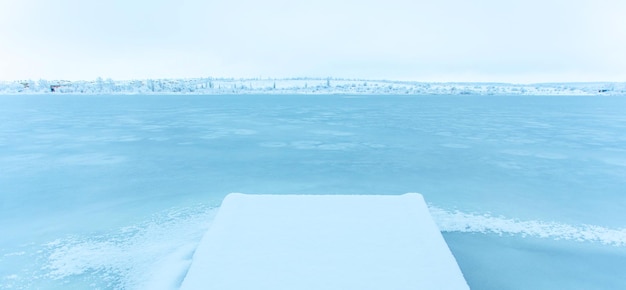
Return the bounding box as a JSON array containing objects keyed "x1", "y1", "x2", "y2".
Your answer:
[{"x1": 1, "y1": 94, "x2": 625, "y2": 289}]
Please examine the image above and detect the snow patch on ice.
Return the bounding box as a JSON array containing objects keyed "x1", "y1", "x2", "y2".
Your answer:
[
  {"x1": 57, "y1": 153, "x2": 126, "y2": 166},
  {"x1": 260, "y1": 140, "x2": 386, "y2": 150},
  {"x1": 429, "y1": 205, "x2": 626, "y2": 247},
  {"x1": 2, "y1": 251, "x2": 25, "y2": 257},
  {"x1": 232, "y1": 129, "x2": 257, "y2": 135},
  {"x1": 259, "y1": 141, "x2": 288, "y2": 148},
  {"x1": 198, "y1": 128, "x2": 257, "y2": 140},
  {"x1": 603, "y1": 158, "x2": 626, "y2": 167},
  {"x1": 441, "y1": 143, "x2": 470, "y2": 149},
  {"x1": 500, "y1": 149, "x2": 568, "y2": 160},
  {"x1": 42, "y1": 205, "x2": 217, "y2": 290},
  {"x1": 310, "y1": 130, "x2": 355, "y2": 136}
]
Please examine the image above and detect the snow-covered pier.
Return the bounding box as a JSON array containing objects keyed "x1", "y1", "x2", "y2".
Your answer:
[{"x1": 179, "y1": 193, "x2": 469, "y2": 290}]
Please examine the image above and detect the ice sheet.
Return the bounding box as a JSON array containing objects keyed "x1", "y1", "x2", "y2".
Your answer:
[
  {"x1": 2, "y1": 94, "x2": 626, "y2": 289},
  {"x1": 180, "y1": 193, "x2": 469, "y2": 290}
]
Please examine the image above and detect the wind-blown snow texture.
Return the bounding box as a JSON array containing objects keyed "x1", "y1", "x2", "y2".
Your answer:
[
  {"x1": 1, "y1": 77, "x2": 625, "y2": 95},
  {"x1": 429, "y1": 206, "x2": 626, "y2": 246}
]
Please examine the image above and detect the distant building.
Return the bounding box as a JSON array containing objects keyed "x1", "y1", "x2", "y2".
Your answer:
[{"x1": 50, "y1": 85, "x2": 61, "y2": 92}]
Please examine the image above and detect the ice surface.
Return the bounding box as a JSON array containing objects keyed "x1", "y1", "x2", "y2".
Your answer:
[
  {"x1": 1, "y1": 94, "x2": 626, "y2": 290},
  {"x1": 180, "y1": 193, "x2": 468, "y2": 290}
]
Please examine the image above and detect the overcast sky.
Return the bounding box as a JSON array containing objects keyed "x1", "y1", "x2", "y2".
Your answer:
[{"x1": 1, "y1": 0, "x2": 625, "y2": 82}]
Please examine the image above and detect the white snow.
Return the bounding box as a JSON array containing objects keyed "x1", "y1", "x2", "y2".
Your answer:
[
  {"x1": 429, "y1": 205, "x2": 626, "y2": 246},
  {"x1": 42, "y1": 205, "x2": 218, "y2": 290},
  {"x1": 179, "y1": 193, "x2": 469, "y2": 290}
]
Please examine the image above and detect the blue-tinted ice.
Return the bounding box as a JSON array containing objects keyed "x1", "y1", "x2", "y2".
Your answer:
[{"x1": 0, "y1": 94, "x2": 625, "y2": 289}]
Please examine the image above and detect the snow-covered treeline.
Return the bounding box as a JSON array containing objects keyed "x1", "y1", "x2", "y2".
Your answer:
[{"x1": 1, "y1": 77, "x2": 624, "y2": 95}]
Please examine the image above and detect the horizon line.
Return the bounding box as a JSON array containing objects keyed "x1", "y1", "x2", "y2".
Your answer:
[{"x1": 1, "y1": 76, "x2": 624, "y2": 85}]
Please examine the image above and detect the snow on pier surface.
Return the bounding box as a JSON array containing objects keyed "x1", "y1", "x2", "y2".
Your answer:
[{"x1": 179, "y1": 193, "x2": 469, "y2": 290}]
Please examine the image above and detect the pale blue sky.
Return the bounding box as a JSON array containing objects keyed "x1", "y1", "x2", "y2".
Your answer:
[{"x1": 1, "y1": 0, "x2": 625, "y2": 82}]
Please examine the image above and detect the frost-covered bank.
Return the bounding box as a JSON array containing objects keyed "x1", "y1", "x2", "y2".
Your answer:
[{"x1": 1, "y1": 77, "x2": 625, "y2": 95}]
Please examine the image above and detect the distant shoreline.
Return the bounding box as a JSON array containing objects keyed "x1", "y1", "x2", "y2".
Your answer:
[{"x1": 1, "y1": 78, "x2": 624, "y2": 95}]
